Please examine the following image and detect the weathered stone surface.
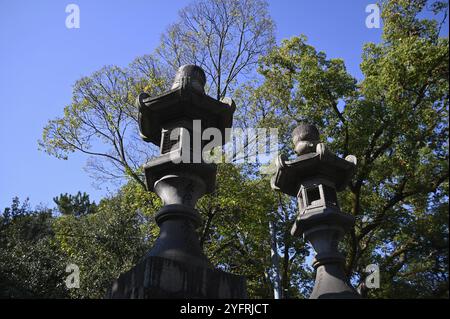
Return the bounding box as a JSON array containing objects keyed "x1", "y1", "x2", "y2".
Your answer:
[
  {"x1": 271, "y1": 123, "x2": 360, "y2": 299},
  {"x1": 271, "y1": 143, "x2": 356, "y2": 196},
  {"x1": 310, "y1": 263, "x2": 358, "y2": 299},
  {"x1": 292, "y1": 123, "x2": 320, "y2": 155},
  {"x1": 106, "y1": 65, "x2": 246, "y2": 299},
  {"x1": 106, "y1": 256, "x2": 247, "y2": 299},
  {"x1": 137, "y1": 65, "x2": 235, "y2": 146}
]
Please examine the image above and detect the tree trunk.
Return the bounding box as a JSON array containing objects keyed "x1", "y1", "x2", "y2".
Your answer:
[{"x1": 269, "y1": 220, "x2": 282, "y2": 299}]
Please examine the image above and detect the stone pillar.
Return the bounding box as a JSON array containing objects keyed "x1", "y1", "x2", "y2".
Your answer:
[
  {"x1": 106, "y1": 65, "x2": 246, "y2": 299},
  {"x1": 305, "y1": 224, "x2": 356, "y2": 298},
  {"x1": 271, "y1": 123, "x2": 360, "y2": 299}
]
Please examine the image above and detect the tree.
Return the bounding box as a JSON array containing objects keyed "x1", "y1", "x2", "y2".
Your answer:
[
  {"x1": 39, "y1": 56, "x2": 168, "y2": 188},
  {"x1": 370, "y1": 200, "x2": 448, "y2": 298},
  {"x1": 39, "y1": 0, "x2": 275, "y2": 187},
  {"x1": 52, "y1": 182, "x2": 160, "y2": 298},
  {"x1": 157, "y1": 0, "x2": 275, "y2": 100},
  {"x1": 195, "y1": 164, "x2": 275, "y2": 297},
  {"x1": 53, "y1": 191, "x2": 96, "y2": 217},
  {"x1": 0, "y1": 198, "x2": 70, "y2": 298},
  {"x1": 0, "y1": 188, "x2": 160, "y2": 299},
  {"x1": 251, "y1": 0, "x2": 448, "y2": 298}
]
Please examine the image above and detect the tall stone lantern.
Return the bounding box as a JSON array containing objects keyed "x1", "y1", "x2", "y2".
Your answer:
[
  {"x1": 106, "y1": 65, "x2": 247, "y2": 298},
  {"x1": 271, "y1": 123, "x2": 360, "y2": 299}
]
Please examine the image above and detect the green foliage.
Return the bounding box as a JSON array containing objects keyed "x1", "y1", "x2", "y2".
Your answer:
[
  {"x1": 196, "y1": 164, "x2": 278, "y2": 297},
  {"x1": 53, "y1": 191, "x2": 96, "y2": 217},
  {"x1": 0, "y1": 198, "x2": 69, "y2": 298},
  {"x1": 52, "y1": 182, "x2": 160, "y2": 298},
  {"x1": 370, "y1": 201, "x2": 449, "y2": 298},
  {"x1": 39, "y1": 58, "x2": 168, "y2": 187}
]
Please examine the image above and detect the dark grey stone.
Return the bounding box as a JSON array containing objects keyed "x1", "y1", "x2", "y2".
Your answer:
[
  {"x1": 106, "y1": 65, "x2": 246, "y2": 299},
  {"x1": 292, "y1": 123, "x2": 320, "y2": 155},
  {"x1": 105, "y1": 256, "x2": 246, "y2": 299},
  {"x1": 271, "y1": 123, "x2": 360, "y2": 299},
  {"x1": 137, "y1": 64, "x2": 235, "y2": 146}
]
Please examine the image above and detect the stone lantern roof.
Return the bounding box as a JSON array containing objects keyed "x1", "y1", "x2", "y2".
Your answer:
[
  {"x1": 137, "y1": 64, "x2": 236, "y2": 146},
  {"x1": 271, "y1": 144, "x2": 357, "y2": 197}
]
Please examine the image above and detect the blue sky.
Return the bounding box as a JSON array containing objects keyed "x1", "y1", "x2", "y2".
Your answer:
[{"x1": 0, "y1": 0, "x2": 444, "y2": 209}]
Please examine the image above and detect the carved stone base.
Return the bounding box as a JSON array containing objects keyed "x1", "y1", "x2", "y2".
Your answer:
[
  {"x1": 310, "y1": 263, "x2": 359, "y2": 299},
  {"x1": 305, "y1": 223, "x2": 360, "y2": 299},
  {"x1": 105, "y1": 256, "x2": 247, "y2": 299}
]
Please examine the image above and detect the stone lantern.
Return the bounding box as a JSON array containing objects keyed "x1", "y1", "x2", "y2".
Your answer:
[
  {"x1": 271, "y1": 123, "x2": 360, "y2": 299},
  {"x1": 106, "y1": 65, "x2": 246, "y2": 299}
]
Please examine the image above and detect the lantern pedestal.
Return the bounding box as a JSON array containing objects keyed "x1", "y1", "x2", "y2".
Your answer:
[
  {"x1": 304, "y1": 224, "x2": 359, "y2": 299},
  {"x1": 106, "y1": 163, "x2": 247, "y2": 299},
  {"x1": 105, "y1": 255, "x2": 247, "y2": 299}
]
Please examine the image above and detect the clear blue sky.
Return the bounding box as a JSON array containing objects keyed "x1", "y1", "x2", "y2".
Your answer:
[{"x1": 0, "y1": 0, "x2": 443, "y2": 209}]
